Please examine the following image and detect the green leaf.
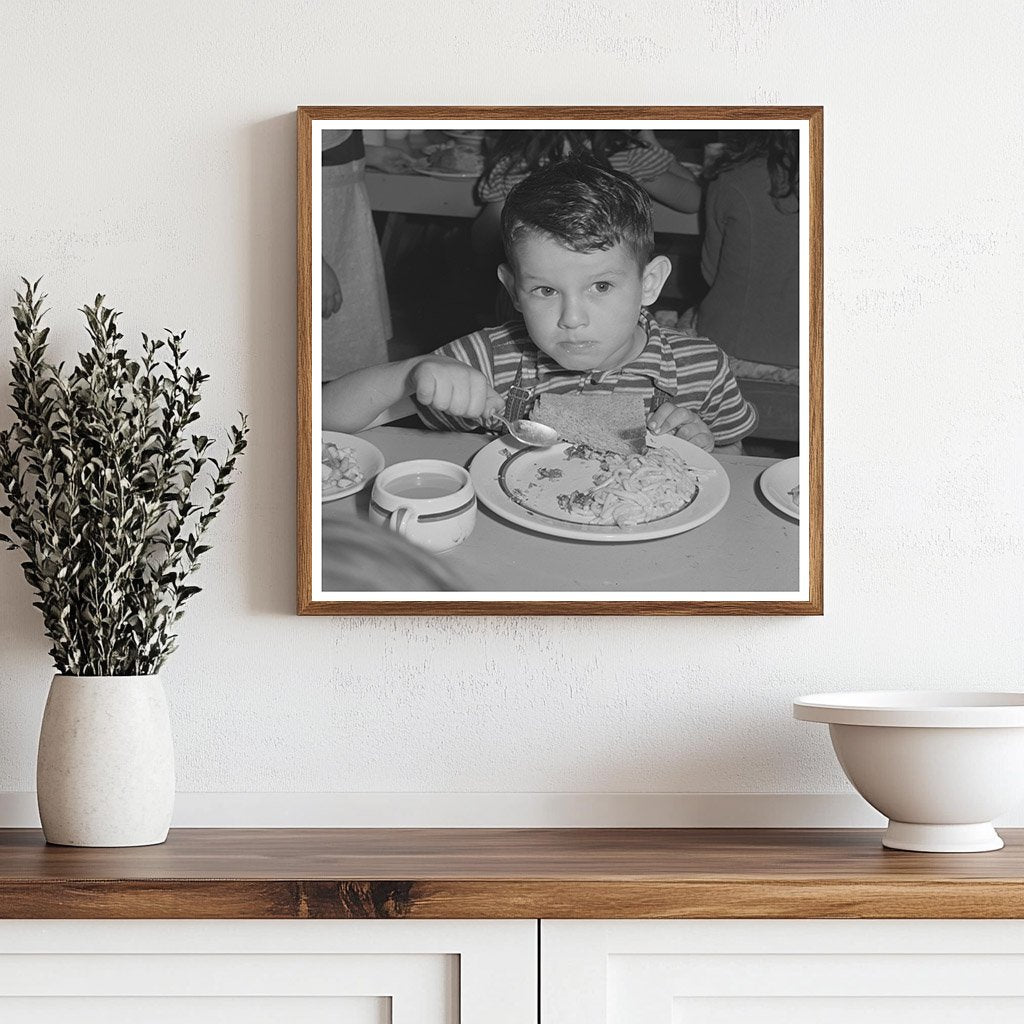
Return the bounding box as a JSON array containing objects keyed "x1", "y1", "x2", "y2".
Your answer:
[{"x1": 0, "y1": 279, "x2": 247, "y2": 675}]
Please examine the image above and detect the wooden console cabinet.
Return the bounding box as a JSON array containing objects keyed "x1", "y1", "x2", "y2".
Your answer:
[{"x1": 3, "y1": 828, "x2": 1024, "y2": 1021}]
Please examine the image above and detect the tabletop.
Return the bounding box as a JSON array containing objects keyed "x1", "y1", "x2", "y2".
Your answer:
[
  {"x1": 366, "y1": 171, "x2": 700, "y2": 235},
  {"x1": 322, "y1": 426, "x2": 799, "y2": 595},
  {"x1": 3, "y1": 829, "x2": 1023, "y2": 919}
]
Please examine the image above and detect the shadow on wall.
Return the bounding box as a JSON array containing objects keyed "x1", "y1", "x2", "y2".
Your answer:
[
  {"x1": 244, "y1": 114, "x2": 300, "y2": 617},
  {"x1": 0, "y1": 571, "x2": 53, "y2": 675},
  {"x1": 540, "y1": 699, "x2": 793, "y2": 797}
]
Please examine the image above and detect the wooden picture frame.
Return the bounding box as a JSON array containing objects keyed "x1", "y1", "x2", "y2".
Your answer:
[{"x1": 298, "y1": 106, "x2": 822, "y2": 615}]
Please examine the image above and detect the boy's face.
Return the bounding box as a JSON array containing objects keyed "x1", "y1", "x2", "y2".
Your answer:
[{"x1": 498, "y1": 233, "x2": 671, "y2": 374}]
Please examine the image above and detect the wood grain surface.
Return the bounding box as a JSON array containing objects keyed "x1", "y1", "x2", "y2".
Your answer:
[{"x1": 2, "y1": 827, "x2": 1021, "y2": 920}]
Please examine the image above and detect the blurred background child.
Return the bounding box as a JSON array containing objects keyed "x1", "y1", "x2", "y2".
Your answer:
[
  {"x1": 697, "y1": 129, "x2": 800, "y2": 383},
  {"x1": 321, "y1": 129, "x2": 411, "y2": 381},
  {"x1": 470, "y1": 128, "x2": 701, "y2": 258}
]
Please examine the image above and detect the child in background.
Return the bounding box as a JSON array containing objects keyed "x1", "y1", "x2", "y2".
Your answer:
[
  {"x1": 470, "y1": 129, "x2": 701, "y2": 257},
  {"x1": 697, "y1": 130, "x2": 800, "y2": 382},
  {"x1": 323, "y1": 160, "x2": 755, "y2": 452},
  {"x1": 322, "y1": 256, "x2": 342, "y2": 319},
  {"x1": 320, "y1": 129, "x2": 411, "y2": 381}
]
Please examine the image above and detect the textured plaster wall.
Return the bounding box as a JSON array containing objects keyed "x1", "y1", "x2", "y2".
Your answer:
[{"x1": 1, "y1": 1, "x2": 1022, "y2": 813}]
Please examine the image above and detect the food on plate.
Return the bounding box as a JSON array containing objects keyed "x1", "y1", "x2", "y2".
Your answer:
[
  {"x1": 530, "y1": 393, "x2": 647, "y2": 456},
  {"x1": 789, "y1": 484, "x2": 800, "y2": 509},
  {"x1": 554, "y1": 445, "x2": 699, "y2": 527},
  {"x1": 424, "y1": 142, "x2": 483, "y2": 174},
  {"x1": 322, "y1": 440, "x2": 363, "y2": 492},
  {"x1": 444, "y1": 129, "x2": 485, "y2": 149}
]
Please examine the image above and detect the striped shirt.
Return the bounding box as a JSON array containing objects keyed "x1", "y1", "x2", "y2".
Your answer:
[
  {"x1": 413, "y1": 311, "x2": 759, "y2": 446},
  {"x1": 477, "y1": 141, "x2": 676, "y2": 203}
]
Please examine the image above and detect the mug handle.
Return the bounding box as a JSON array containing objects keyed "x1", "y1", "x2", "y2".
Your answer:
[{"x1": 388, "y1": 506, "x2": 417, "y2": 537}]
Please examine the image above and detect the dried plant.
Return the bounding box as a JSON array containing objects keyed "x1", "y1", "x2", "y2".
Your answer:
[{"x1": 0, "y1": 279, "x2": 248, "y2": 676}]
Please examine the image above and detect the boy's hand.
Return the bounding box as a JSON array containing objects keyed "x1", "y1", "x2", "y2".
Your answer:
[
  {"x1": 647, "y1": 401, "x2": 715, "y2": 452},
  {"x1": 410, "y1": 359, "x2": 502, "y2": 419}
]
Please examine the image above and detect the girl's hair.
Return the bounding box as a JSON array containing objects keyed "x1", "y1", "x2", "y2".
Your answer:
[
  {"x1": 482, "y1": 130, "x2": 643, "y2": 180},
  {"x1": 501, "y1": 159, "x2": 654, "y2": 270},
  {"x1": 704, "y1": 129, "x2": 799, "y2": 207}
]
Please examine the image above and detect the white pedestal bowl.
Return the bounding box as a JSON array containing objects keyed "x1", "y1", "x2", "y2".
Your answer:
[{"x1": 793, "y1": 691, "x2": 1024, "y2": 852}]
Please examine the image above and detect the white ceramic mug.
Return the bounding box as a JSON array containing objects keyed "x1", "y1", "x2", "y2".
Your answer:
[{"x1": 369, "y1": 459, "x2": 476, "y2": 553}]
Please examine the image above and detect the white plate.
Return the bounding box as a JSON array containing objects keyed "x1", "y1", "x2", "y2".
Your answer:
[
  {"x1": 469, "y1": 435, "x2": 730, "y2": 543},
  {"x1": 759, "y1": 456, "x2": 800, "y2": 519},
  {"x1": 410, "y1": 161, "x2": 482, "y2": 180},
  {"x1": 321, "y1": 431, "x2": 385, "y2": 503},
  {"x1": 443, "y1": 129, "x2": 485, "y2": 143}
]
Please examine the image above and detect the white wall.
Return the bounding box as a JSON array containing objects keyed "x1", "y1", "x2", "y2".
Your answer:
[{"x1": 1, "y1": 0, "x2": 1021, "y2": 827}]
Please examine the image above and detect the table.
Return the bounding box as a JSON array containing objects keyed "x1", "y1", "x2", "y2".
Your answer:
[
  {"x1": 363, "y1": 128, "x2": 701, "y2": 245},
  {"x1": 322, "y1": 427, "x2": 798, "y2": 593},
  {"x1": 365, "y1": 170, "x2": 700, "y2": 235}
]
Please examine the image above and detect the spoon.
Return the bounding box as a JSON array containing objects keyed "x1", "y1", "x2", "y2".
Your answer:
[{"x1": 489, "y1": 414, "x2": 560, "y2": 448}]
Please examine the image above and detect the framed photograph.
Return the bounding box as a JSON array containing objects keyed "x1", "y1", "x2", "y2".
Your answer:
[{"x1": 298, "y1": 106, "x2": 822, "y2": 615}]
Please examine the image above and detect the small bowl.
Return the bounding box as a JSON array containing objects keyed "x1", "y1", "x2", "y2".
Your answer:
[{"x1": 794, "y1": 691, "x2": 1024, "y2": 852}]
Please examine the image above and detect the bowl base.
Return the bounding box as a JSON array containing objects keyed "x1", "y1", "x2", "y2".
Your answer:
[{"x1": 882, "y1": 821, "x2": 1004, "y2": 853}]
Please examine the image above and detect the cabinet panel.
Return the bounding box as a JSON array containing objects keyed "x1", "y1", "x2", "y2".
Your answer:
[
  {"x1": 543, "y1": 920, "x2": 1024, "y2": 1024},
  {"x1": 672, "y1": 998, "x2": 1024, "y2": 1024},
  {"x1": 0, "y1": 997, "x2": 389, "y2": 1024},
  {"x1": 0, "y1": 919, "x2": 537, "y2": 1024}
]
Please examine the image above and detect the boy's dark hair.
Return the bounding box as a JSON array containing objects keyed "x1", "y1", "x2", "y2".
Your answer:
[{"x1": 501, "y1": 158, "x2": 655, "y2": 270}]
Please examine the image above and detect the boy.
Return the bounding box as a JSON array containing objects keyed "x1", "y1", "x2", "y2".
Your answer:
[{"x1": 322, "y1": 160, "x2": 757, "y2": 452}]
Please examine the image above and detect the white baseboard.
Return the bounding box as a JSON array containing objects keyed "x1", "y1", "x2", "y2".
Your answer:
[
  {"x1": 3, "y1": 790, "x2": 1021, "y2": 829},
  {"x1": 0, "y1": 791, "x2": 885, "y2": 828}
]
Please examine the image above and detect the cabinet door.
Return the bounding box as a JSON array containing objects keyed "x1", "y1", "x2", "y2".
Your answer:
[
  {"x1": 542, "y1": 919, "x2": 1024, "y2": 1024},
  {"x1": 0, "y1": 919, "x2": 536, "y2": 1024}
]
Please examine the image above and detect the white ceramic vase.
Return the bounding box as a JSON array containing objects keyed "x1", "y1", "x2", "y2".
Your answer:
[{"x1": 36, "y1": 674, "x2": 175, "y2": 847}]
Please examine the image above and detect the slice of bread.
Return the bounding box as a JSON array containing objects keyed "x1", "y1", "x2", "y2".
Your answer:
[{"x1": 530, "y1": 393, "x2": 647, "y2": 455}]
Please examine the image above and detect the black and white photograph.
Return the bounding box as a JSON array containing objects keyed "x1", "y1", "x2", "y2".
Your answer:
[{"x1": 299, "y1": 108, "x2": 822, "y2": 613}]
